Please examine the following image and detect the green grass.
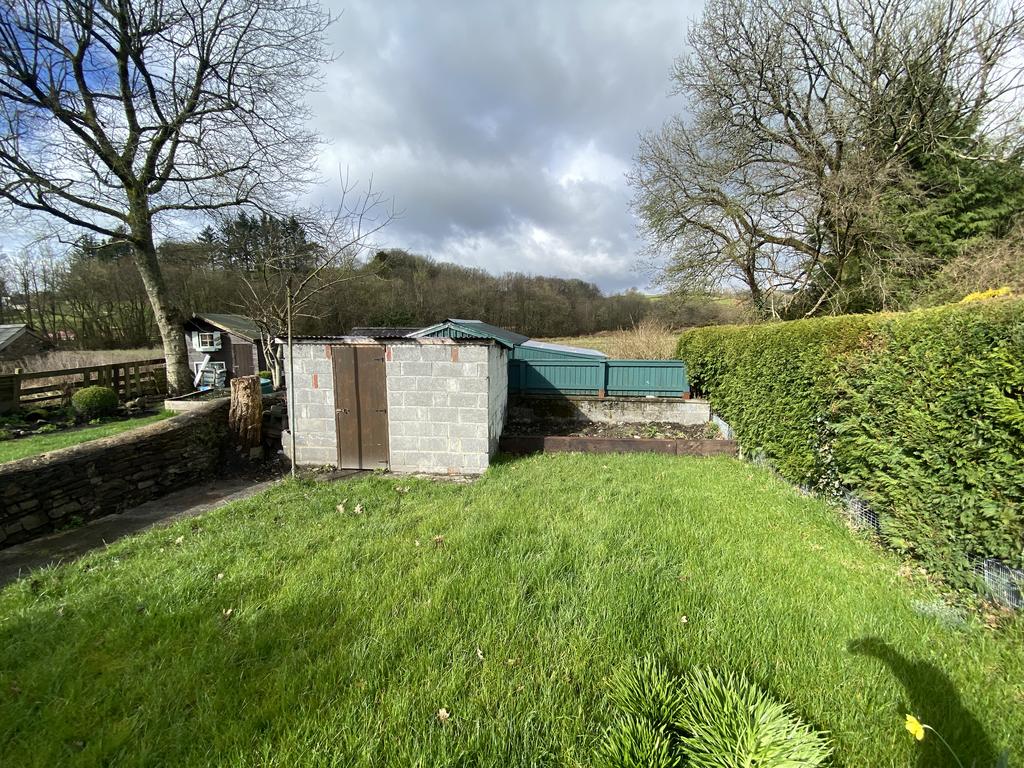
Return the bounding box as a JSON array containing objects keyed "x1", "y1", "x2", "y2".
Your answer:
[
  {"x1": 0, "y1": 454, "x2": 1021, "y2": 766},
  {"x1": 0, "y1": 411, "x2": 174, "y2": 463}
]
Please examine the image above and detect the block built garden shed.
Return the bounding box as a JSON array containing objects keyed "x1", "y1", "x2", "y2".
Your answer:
[{"x1": 282, "y1": 336, "x2": 508, "y2": 474}]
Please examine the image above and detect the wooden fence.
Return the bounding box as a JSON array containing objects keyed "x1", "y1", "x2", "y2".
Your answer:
[{"x1": 0, "y1": 358, "x2": 167, "y2": 413}]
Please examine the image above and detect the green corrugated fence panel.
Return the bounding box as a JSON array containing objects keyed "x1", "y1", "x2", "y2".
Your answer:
[
  {"x1": 605, "y1": 360, "x2": 688, "y2": 396},
  {"x1": 509, "y1": 358, "x2": 688, "y2": 396},
  {"x1": 510, "y1": 359, "x2": 605, "y2": 394}
]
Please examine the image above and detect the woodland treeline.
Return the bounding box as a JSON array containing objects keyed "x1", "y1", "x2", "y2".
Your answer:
[{"x1": 0, "y1": 218, "x2": 683, "y2": 348}]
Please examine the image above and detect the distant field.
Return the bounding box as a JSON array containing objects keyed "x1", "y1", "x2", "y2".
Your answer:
[{"x1": 542, "y1": 322, "x2": 681, "y2": 359}]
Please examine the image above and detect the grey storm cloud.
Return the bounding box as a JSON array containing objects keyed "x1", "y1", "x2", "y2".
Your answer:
[{"x1": 309, "y1": 0, "x2": 703, "y2": 293}]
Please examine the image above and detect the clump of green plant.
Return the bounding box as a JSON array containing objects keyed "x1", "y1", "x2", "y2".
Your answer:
[
  {"x1": 71, "y1": 385, "x2": 119, "y2": 419},
  {"x1": 677, "y1": 667, "x2": 832, "y2": 768},
  {"x1": 597, "y1": 657, "x2": 831, "y2": 768},
  {"x1": 34, "y1": 424, "x2": 58, "y2": 434}
]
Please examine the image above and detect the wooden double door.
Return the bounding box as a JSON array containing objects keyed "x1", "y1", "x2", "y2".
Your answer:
[{"x1": 331, "y1": 345, "x2": 389, "y2": 470}]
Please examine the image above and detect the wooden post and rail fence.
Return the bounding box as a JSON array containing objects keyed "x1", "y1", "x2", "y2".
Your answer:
[{"x1": 0, "y1": 358, "x2": 167, "y2": 414}]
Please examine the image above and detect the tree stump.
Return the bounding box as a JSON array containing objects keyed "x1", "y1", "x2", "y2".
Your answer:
[{"x1": 229, "y1": 375, "x2": 263, "y2": 455}]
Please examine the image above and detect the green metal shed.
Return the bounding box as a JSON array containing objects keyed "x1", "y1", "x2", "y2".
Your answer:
[{"x1": 410, "y1": 319, "x2": 688, "y2": 397}]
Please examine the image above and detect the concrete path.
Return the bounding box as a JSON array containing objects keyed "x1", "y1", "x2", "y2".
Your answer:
[{"x1": 0, "y1": 477, "x2": 279, "y2": 586}]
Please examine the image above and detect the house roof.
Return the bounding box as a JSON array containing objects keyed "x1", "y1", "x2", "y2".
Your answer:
[
  {"x1": 348, "y1": 326, "x2": 422, "y2": 338},
  {"x1": 410, "y1": 319, "x2": 529, "y2": 348},
  {"x1": 191, "y1": 313, "x2": 262, "y2": 342},
  {"x1": 0, "y1": 324, "x2": 44, "y2": 352}
]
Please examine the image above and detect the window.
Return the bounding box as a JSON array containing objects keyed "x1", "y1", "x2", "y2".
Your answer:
[
  {"x1": 193, "y1": 361, "x2": 226, "y2": 375},
  {"x1": 195, "y1": 331, "x2": 220, "y2": 350}
]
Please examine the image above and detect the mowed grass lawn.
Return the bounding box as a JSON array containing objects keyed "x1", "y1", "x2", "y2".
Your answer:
[
  {"x1": 1, "y1": 454, "x2": 1021, "y2": 766},
  {"x1": 0, "y1": 411, "x2": 173, "y2": 464}
]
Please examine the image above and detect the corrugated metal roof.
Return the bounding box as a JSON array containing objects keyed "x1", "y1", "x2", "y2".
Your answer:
[
  {"x1": 517, "y1": 338, "x2": 607, "y2": 359},
  {"x1": 0, "y1": 324, "x2": 29, "y2": 351},
  {"x1": 348, "y1": 326, "x2": 422, "y2": 338},
  {"x1": 411, "y1": 319, "x2": 529, "y2": 348},
  {"x1": 192, "y1": 313, "x2": 262, "y2": 341}
]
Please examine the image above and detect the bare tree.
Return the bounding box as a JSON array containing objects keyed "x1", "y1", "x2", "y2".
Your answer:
[
  {"x1": 229, "y1": 175, "x2": 394, "y2": 389},
  {"x1": 0, "y1": 0, "x2": 331, "y2": 391},
  {"x1": 632, "y1": 0, "x2": 1024, "y2": 317}
]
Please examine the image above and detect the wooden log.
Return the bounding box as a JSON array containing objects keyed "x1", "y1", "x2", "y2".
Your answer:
[{"x1": 229, "y1": 375, "x2": 263, "y2": 452}]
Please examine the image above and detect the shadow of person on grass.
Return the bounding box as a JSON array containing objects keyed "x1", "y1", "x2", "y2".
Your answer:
[{"x1": 847, "y1": 637, "x2": 998, "y2": 768}]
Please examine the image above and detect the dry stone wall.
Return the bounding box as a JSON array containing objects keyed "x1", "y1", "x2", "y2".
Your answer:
[{"x1": 0, "y1": 400, "x2": 229, "y2": 548}]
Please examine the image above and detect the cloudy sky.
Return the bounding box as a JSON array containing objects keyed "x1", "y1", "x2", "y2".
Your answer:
[{"x1": 309, "y1": 0, "x2": 703, "y2": 293}]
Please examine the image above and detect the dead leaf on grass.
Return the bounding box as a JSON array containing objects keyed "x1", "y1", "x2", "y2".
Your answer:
[
  {"x1": 222, "y1": 608, "x2": 234, "y2": 620},
  {"x1": 436, "y1": 708, "x2": 451, "y2": 723},
  {"x1": 173, "y1": 535, "x2": 185, "y2": 545},
  {"x1": 476, "y1": 647, "x2": 484, "y2": 661},
  {"x1": 433, "y1": 535, "x2": 446, "y2": 547}
]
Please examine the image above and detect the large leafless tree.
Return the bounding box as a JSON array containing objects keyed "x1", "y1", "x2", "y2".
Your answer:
[
  {"x1": 0, "y1": 0, "x2": 331, "y2": 391},
  {"x1": 632, "y1": 0, "x2": 1024, "y2": 317}
]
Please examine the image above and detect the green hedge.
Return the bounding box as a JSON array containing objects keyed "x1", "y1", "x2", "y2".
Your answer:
[{"x1": 677, "y1": 298, "x2": 1024, "y2": 585}]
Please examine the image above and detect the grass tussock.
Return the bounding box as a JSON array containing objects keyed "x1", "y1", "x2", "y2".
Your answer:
[
  {"x1": 543, "y1": 319, "x2": 680, "y2": 359},
  {"x1": 0, "y1": 453, "x2": 1021, "y2": 766}
]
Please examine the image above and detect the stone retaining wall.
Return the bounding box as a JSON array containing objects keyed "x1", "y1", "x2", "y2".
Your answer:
[
  {"x1": 0, "y1": 400, "x2": 230, "y2": 548},
  {"x1": 508, "y1": 394, "x2": 711, "y2": 425}
]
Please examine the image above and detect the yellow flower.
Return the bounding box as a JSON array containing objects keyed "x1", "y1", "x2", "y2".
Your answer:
[{"x1": 905, "y1": 714, "x2": 926, "y2": 741}]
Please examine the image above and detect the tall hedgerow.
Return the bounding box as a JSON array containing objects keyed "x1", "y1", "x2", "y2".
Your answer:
[{"x1": 677, "y1": 297, "x2": 1024, "y2": 585}]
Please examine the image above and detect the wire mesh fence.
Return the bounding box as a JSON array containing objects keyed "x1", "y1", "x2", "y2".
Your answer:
[
  {"x1": 842, "y1": 494, "x2": 881, "y2": 534},
  {"x1": 972, "y1": 559, "x2": 1024, "y2": 611},
  {"x1": 720, "y1": 416, "x2": 1022, "y2": 611}
]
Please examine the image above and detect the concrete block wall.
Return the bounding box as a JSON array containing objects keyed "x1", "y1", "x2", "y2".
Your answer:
[
  {"x1": 385, "y1": 342, "x2": 502, "y2": 475},
  {"x1": 282, "y1": 343, "x2": 337, "y2": 466},
  {"x1": 487, "y1": 347, "x2": 509, "y2": 454}
]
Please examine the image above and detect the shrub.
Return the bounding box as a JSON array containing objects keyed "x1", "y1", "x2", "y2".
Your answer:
[
  {"x1": 597, "y1": 658, "x2": 831, "y2": 768},
  {"x1": 676, "y1": 297, "x2": 1024, "y2": 585},
  {"x1": 71, "y1": 386, "x2": 119, "y2": 419}
]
